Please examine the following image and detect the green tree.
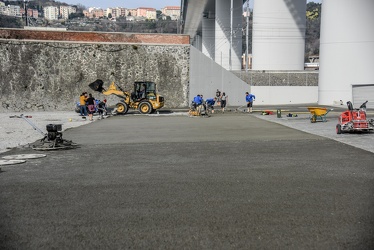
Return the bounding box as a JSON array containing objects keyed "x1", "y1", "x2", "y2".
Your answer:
[
  {"x1": 305, "y1": 2, "x2": 322, "y2": 59},
  {"x1": 69, "y1": 12, "x2": 84, "y2": 19},
  {"x1": 0, "y1": 15, "x2": 23, "y2": 28}
]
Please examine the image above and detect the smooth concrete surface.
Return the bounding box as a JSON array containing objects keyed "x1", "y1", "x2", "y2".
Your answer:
[{"x1": 0, "y1": 110, "x2": 373, "y2": 249}]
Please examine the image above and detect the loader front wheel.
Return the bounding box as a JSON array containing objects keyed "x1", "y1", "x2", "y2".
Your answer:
[
  {"x1": 139, "y1": 101, "x2": 152, "y2": 114},
  {"x1": 116, "y1": 102, "x2": 129, "y2": 114}
]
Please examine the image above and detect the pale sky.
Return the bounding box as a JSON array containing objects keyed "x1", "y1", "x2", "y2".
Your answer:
[{"x1": 62, "y1": 0, "x2": 181, "y2": 9}]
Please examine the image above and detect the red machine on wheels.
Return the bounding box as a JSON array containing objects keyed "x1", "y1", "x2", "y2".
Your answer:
[{"x1": 336, "y1": 101, "x2": 374, "y2": 134}]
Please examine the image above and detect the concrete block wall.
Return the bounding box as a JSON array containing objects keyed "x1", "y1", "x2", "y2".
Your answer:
[
  {"x1": 251, "y1": 86, "x2": 318, "y2": 105},
  {"x1": 234, "y1": 71, "x2": 319, "y2": 87},
  {"x1": 233, "y1": 70, "x2": 319, "y2": 105},
  {"x1": 0, "y1": 40, "x2": 190, "y2": 112}
]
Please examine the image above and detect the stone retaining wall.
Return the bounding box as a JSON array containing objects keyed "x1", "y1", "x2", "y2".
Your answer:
[{"x1": 0, "y1": 39, "x2": 190, "y2": 112}]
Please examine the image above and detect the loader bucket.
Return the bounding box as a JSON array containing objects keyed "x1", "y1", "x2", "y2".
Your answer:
[{"x1": 89, "y1": 79, "x2": 104, "y2": 92}]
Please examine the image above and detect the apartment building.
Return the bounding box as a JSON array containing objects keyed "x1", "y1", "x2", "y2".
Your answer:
[
  {"x1": 0, "y1": 5, "x2": 7, "y2": 15},
  {"x1": 127, "y1": 8, "x2": 137, "y2": 17},
  {"x1": 146, "y1": 9, "x2": 157, "y2": 20},
  {"x1": 106, "y1": 7, "x2": 125, "y2": 18},
  {"x1": 105, "y1": 8, "x2": 112, "y2": 17},
  {"x1": 111, "y1": 7, "x2": 126, "y2": 18},
  {"x1": 60, "y1": 5, "x2": 76, "y2": 19},
  {"x1": 9, "y1": 5, "x2": 21, "y2": 16},
  {"x1": 80, "y1": 5, "x2": 178, "y2": 20},
  {"x1": 119, "y1": 8, "x2": 126, "y2": 17},
  {"x1": 20, "y1": 8, "x2": 39, "y2": 18},
  {"x1": 161, "y1": 6, "x2": 180, "y2": 20},
  {"x1": 161, "y1": 6, "x2": 180, "y2": 17},
  {"x1": 84, "y1": 7, "x2": 104, "y2": 19},
  {"x1": 137, "y1": 7, "x2": 156, "y2": 19},
  {"x1": 28, "y1": 9, "x2": 38, "y2": 19},
  {"x1": 0, "y1": 5, "x2": 21, "y2": 17},
  {"x1": 44, "y1": 6, "x2": 59, "y2": 20}
]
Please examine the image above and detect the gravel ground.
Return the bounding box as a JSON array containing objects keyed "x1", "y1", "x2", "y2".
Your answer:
[{"x1": 0, "y1": 111, "x2": 92, "y2": 154}]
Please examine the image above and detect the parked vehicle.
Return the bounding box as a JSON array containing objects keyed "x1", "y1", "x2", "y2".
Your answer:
[
  {"x1": 336, "y1": 101, "x2": 374, "y2": 134},
  {"x1": 89, "y1": 79, "x2": 164, "y2": 115}
]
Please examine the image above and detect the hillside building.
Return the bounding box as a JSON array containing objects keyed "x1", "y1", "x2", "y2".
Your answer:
[
  {"x1": 44, "y1": 6, "x2": 59, "y2": 20},
  {"x1": 0, "y1": 4, "x2": 21, "y2": 17},
  {"x1": 60, "y1": 5, "x2": 76, "y2": 20},
  {"x1": 161, "y1": 6, "x2": 180, "y2": 18},
  {"x1": 137, "y1": 7, "x2": 156, "y2": 19},
  {"x1": 127, "y1": 8, "x2": 137, "y2": 17}
]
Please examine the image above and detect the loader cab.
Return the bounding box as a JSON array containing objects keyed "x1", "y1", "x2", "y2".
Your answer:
[{"x1": 132, "y1": 81, "x2": 157, "y2": 101}]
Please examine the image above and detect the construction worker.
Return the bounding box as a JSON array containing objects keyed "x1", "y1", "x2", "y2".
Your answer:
[
  {"x1": 79, "y1": 92, "x2": 88, "y2": 116},
  {"x1": 220, "y1": 92, "x2": 228, "y2": 113},
  {"x1": 193, "y1": 94, "x2": 203, "y2": 113},
  {"x1": 205, "y1": 97, "x2": 217, "y2": 113},
  {"x1": 245, "y1": 92, "x2": 256, "y2": 113},
  {"x1": 193, "y1": 95, "x2": 203, "y2": 106}
]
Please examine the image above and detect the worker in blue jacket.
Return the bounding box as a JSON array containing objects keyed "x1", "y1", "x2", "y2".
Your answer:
[
  {"x1": 192, "y1": 94, "x2": 204, "y2": 113},
  {"x1": 245, "y1": 92, "x2": 256, "y2": 113},
  {"x1": 193, "y1": 94, "x2": 203, "y2": 105},
  {"x1": 205, "y1": 97, "x2": 217, "y2": 113}
]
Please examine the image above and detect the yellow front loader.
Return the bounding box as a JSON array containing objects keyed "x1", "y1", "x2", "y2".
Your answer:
[{"x1": 89, "y1": 79, "x2": 164, "y2": 115}]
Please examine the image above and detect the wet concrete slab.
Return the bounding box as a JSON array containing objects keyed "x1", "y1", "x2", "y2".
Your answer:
[{"x1": 0, "y1": 113, "x2": 373, "y2": 249}]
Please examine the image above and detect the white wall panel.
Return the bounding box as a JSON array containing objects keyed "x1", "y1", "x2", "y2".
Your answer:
[
  {"x1": 252, "y1": 0, "x2": 306, "y2": 70},
  {"x1": 319, "y1": 0, "x2": 374, "y2": 105}
]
